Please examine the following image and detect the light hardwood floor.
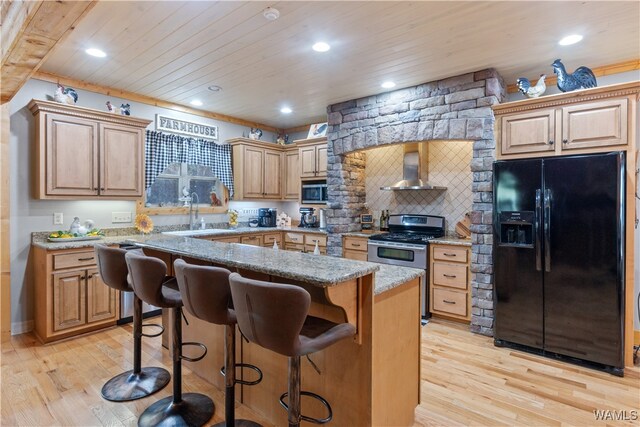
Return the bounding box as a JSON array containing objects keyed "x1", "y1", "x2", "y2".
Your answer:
[{"x1": 1, "y1": 318, "x2": 638, "y2": 426}]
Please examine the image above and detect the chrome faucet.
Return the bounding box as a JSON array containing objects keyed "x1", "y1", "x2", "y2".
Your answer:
[{"x1": 189, "y1": 192, "x2": 199, "y2": 230}]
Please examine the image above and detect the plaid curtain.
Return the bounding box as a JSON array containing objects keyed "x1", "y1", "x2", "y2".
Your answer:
[{"x1": 145, "y1": 130, "x2": 234, "y2": 197}]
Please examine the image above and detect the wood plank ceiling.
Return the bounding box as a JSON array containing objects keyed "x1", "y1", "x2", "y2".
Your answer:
[{"x1": 39, "y1": 1, "x2": 640, "y2": 129}]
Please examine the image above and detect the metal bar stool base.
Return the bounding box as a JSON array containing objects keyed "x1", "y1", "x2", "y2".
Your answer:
[
  {"x1": 101, "y1": 367, "x2": 170, "y2": 402},
  {"x1": 137, "y1": 392, "x2": 214, "y2": 427}
]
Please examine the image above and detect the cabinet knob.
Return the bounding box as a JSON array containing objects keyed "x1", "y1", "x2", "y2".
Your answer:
[
  {"x1": 86, "y1": 274, "x2": 93, "y2": 279},
  {"x1": 562, "y1": 139, "x2": 568, "y2": 144},
  {"x1": 100, "y1": 187, "x2": 105, "y2": 191},
  {"x1": 548, "y1": 140, "x2": 554, "y2": 145}
]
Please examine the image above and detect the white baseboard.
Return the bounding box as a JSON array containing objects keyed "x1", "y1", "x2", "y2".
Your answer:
[{"x1": 11, "y1": 320, "x2": 34, "y2": 335}]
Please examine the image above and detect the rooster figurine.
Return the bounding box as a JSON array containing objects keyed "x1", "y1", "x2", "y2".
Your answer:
[
  {"x1": 551, "y1": 59, "x2": 597, "y2": 92},
  {"x1": 516, "y1": 74, "x2": 547, "y2": 98},
  {"x1": 53, "y1": 84, "x2": 78, "y2": 104}
]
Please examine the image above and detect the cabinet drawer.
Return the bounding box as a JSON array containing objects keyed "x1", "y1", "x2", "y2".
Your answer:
[
  {"x1": 343, "y1": 237, "x2": 367, "y2": 252},
  {"x1": 262, "y1": 233, "x2": 282, "y2": 246},
  {"x1": 285, "y1": 243, "x2": 305, "y2": 252},
  {"x1": 241, "y1": 235, "x2": 263, "y2": 246},
  {"x1": 285, "y1": 233, "x2": 304, "y2": 244},
  {"x1": 433, "y1": 262, "x2": 467, "y2": 289},
  {"x1": 432, "y1": 246, "x2": 467, "y2": 263},
  {"x1": 304, "y1": 234, "x2": 327, "y2": 247},
  {"x1": 432, "y1": 288, "x2": 467, "y2": 317},
  {"x1": 344, "y1": 249, "x2": 368, "y2": 261},
  {"x1": 304, "y1": 244, "x2": 327, "y2": 255},
  {"x1": 53, "y1": 251, "x2": 97, "y2": 270},
  {"x1": 211, "y1": 236, "x2": 241, "y2": 244}
]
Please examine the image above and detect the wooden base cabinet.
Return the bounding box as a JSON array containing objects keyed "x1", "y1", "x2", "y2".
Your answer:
[
  {"x1": 429, "y1": 244, "x2": 470, "y2": 322},
  {"x1": 34, "y1": 246, "x2": 119, "y2": 343},
  {"x1": 343, "y1": 236, "x2": 369, "y2": 261},
  {"x1": 29, "y1": 100, "x2": 150, "y2": 199}
]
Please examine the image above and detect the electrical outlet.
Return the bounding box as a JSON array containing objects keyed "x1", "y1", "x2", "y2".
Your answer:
[
  {"x1": 53, "y1": 212, "x2": 63, "y2": 225},
  {"x1": 112, "y1": 212, "x2": 132, "y2": 223}
]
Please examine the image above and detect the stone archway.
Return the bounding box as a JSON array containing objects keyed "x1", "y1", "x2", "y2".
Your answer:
[{"x1": 324, "y1": 69, "x2": 506, "y2": 336}]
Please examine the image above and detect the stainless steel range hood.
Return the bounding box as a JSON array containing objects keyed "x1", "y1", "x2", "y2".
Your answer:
[{"x1": 380, "y1": 147, "x2": 447, "y2": 191}]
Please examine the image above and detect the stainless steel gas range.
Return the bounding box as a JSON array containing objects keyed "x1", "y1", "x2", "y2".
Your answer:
[{"x1": 367, "y1": 214, "x2": 445, "y2": 320}]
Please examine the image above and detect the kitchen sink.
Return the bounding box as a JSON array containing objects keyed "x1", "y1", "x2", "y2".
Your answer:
[{"x1": 162, "y1": 229, "x2": 231, "y2": 237}]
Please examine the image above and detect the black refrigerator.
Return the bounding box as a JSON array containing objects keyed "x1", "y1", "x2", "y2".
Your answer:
[{"x1": 493, "y1": 152, "x2": 625, "y2": 374}]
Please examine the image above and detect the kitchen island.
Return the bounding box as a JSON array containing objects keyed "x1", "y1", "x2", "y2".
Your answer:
[{"x1": 132, "y1": 234, "x2": 423, "y2": 427}]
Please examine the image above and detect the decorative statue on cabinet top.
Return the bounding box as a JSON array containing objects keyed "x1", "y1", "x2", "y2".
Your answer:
[
  {"x1": 249, "y1": 127, "x2": 263, "y2": 140},
  {"x1": 276, "y1": 133, "x2": 289, "y2": 145},
  {"x1": 54, "y1": 84, "x2": 78, "y2": 104},
  {"x1": 516, "y1": 74, "x2": 546, "y2": 98},
  {"x1": 120, "y1": 103, "x2": 131, "y2": 115},
  {"x1": 551, "y1": 59, "x2": 597, "y2": 92}
]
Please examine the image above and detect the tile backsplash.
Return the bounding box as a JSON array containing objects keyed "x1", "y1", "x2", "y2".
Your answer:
[{"x1": 365, "y1": 140, "x2": 473, "y2": 232}]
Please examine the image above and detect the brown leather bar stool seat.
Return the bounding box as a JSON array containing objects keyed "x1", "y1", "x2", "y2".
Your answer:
[
  {"x1": 228, "y1": 273, "x2": 356, "y2": 427},
  {"x1": 94, "y1": 244, "x2": 170, "y2": 401},
  {"x1": 174, "y1": 259, "x2": 263, "y2": 427},
  {"x1": 126, "y1": 251, "x2": 214, "y2": 427}
]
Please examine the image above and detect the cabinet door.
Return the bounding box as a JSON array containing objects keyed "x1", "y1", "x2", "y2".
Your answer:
[
  {"x1": 46, "y1": 114, "x2": 99, "y2": 196},
  {"x1": 500, "y1": 110, "x2": 555, "y2": 155},
  {"x1": 100, "y1": 124, "x2": 143, "y2": 197},
  {"x1": 263, "y1": 149, "x2": 282, "y2": 198},
  {"x1": 344, "y1": 249, "x2": 368, "y2": 261},
  {"x1": 561, "y1": 98, "x2": 628, "y2": 150},
  {"x1": 86, "y1": 268, "x2": 118, "y2": 323},
  {"x1": 300, "y1": 146, "x2": 317, "y2": 178},
  {"x1": 243, "y1": 147, "x2": 264, "y2": 197},
  {"x1": 284, "y1": 150, "x2": 300, "y2": 199},
  {"x1": 316, "y1": 145, "x2": 328, "y2": 177},
  {"x1": 52, "y1": 270, "x2": 86, "y2": 331}
]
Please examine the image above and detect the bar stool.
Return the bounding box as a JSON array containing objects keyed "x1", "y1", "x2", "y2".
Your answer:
[
  {"x1": 125, "y1": 251, "x2": 214, "y2": 427},
  {"x1": 94, "y1": 244, "x2": 170, "y2": 401},
  {"x1": 174, "y1": 259, "x2": 263, "y2": 427},
  {"x1": 228, "y1": 273, "x2": 356, "y2": 427}
]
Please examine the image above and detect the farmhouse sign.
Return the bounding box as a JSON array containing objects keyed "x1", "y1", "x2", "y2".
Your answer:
[{"x1": 155, "y1": 114, "x2": 218, "y2": 140}]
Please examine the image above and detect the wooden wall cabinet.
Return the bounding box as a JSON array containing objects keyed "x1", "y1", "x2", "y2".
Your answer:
[
  {"x1": 494, "y1": 82, "x2": 638, "y2": 159},
  {"x1": 296, "y1": 137, "x2": 327, "y2": 179},
  {"x1": 283, "y1": 147, "x2": 300, "y2": 200},
  {"x1": 429, "y1": 244, "x2": 470, "y2": 323},
  {"x1": 29, "y1": 100, "x2": 150, "y2": 199},
  {"x1": 33, "y1": 246, "x2": 119, "y2": 343}
]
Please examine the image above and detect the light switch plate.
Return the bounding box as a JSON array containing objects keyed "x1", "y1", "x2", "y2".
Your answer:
[
  {"x1": 53, "y1": 212, "x2": 63, "y2": 225},
  {"x1": 112, "y1": 212, "x2": 132, "y2": 223}
]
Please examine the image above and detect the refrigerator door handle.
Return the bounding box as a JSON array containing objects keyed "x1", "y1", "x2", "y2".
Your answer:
[
  {"x1": 544, "y1": 189, "x2": 551, "y2": 272},
  {"x1": 535, "y1": 189, "x2": 542, "y2": 271}
]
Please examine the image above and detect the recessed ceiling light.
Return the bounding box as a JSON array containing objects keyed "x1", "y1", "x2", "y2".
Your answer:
[
  {"x1": 381, "y1": 81, "x2": 396, "y2": 89},
  {"x1": 190, "y1": 100, "x2": 203, "y2": 107},
  {"x1": 280, "y1": 107, "x2": 292, "y2": 114},
  {"x1": 207, "y1": 85, "x2": 222, "y2": 92},
  {"x1": 312, "y1": 42, "x2": 330, "y2": 52},
  {"x1": 85, "y1": 48, "x2": 106, "y2": 58},
  {"x1": 558, "y1": 34, "x2": 583, "y2": 46}
]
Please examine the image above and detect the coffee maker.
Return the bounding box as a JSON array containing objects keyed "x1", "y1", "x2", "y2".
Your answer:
[
  {"x1": 258, "y1": 208, "x2": 277, "y2": 227},
  {"x1": 299, "y1": 207, "x2": 318, "y2": 228}
]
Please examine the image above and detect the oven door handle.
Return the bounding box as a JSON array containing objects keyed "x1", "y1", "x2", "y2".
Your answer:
[{"x1": 367, "y1": 241, "x2": 427, "y2": 251}]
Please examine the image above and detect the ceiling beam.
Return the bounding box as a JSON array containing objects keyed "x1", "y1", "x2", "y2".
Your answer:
[
  {"x1": 32, "y1": 71, "x2": 282, "y2": 133},
  {"x1": 506, "y1": 59, "x2": 640, "y2": 94},
  {"x1": 1, "y1": 0, "x2": 97, "y2": 103}
]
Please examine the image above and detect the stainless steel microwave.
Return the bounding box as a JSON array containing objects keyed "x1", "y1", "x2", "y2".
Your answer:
[{"x1": 301, "y1": 182, "x2": 327, "y2": 204}]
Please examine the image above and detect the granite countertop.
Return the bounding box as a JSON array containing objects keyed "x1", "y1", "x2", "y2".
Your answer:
[
  {"x1": 374, "y1": 264, "x2": 425, "y2": 295},
  {"x1": 131, "y1": 234, "x2": 378, "y2": 287},
  {"x1": 429, "y1": 237, "x2": 472, "y2": 247},
  {"x1": 32, "y1": 234, "x2": 141, "y2": 250},
  {"x1": 342, "y1": 230, "x2": 384, "y2": 238},
  {"x1": 31, "y1": 227, "x2": 328, "y2": 250}
]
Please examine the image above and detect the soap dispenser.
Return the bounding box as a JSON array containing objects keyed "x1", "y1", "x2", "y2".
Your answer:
[{"x1": 200, "y1": 217, "x2": 206, "y2": 230}]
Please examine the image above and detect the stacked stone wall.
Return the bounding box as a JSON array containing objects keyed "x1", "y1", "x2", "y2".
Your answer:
[{"x1": 325, "y1": 69, "x2": 506, "y2": 335}]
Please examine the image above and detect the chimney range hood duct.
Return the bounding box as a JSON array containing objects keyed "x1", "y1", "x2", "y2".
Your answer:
[{"x1": 380, "y1": 151, "x2": 447, "y2": 191}]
